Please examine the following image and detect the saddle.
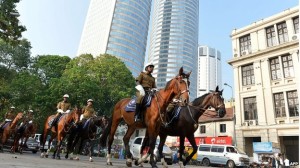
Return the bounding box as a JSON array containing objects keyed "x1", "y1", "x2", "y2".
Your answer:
[
  {"x1": 125, "y1": 93, "x2": 153, "y2": 112},
  {"x1": 48, "y1": 114, "x2": 65, "y2": 127}
]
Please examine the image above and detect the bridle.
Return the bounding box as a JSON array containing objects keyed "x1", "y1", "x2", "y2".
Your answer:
[{"x1": 172, "y1": 76, "x2": 189, "y2": 103}]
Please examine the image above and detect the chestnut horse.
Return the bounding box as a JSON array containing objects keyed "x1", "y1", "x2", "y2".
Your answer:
[
  {"x1": 40, "y1": 106, "x2": 82, "y2": 159},
  {"x1": 100, "y1": 67, "x2": 190, "y2": 168},
  {"x1": 0, "y1": 112, "x2": 23, "y2": 152},
  {"x1": 152, "y1": 86, "x2": 226, "y2": 168},
  {"x1": 11, "y1": 122, "x2": 38, "y2": 154}
]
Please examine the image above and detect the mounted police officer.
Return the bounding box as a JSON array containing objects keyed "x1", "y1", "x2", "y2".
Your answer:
[
  {"x1": 0, "y1": 106, "x2": 16, "y2": 130},
  {"x1": 48, "y1": 94, "x2": 71, "y2": 130},
  {"x1": 79, "y1": 99, "x2": 96, "y2": 125},
  {"x1": 134, "y1": 63, "x2": 156, "y2": 122}
]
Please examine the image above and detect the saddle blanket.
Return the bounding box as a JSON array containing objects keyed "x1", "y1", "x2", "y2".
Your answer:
[
  {"x1": 125, "y1": 94, "x2": 152, "y2": 112},
  {"x1": 0, "y1": 122, "x2": 11, "y2": 130},
  {"x1": 47, "y1": 114, "x2": 65, "y2": 126}
]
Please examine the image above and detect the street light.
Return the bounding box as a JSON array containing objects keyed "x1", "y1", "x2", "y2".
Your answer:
[{"x1": 224, "y1": 83, "x2": 236, "y2": 146}]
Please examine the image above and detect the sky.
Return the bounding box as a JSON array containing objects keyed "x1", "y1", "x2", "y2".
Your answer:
[{"x1": 16, "y1": 0, "x2": 299, "y2": 100}]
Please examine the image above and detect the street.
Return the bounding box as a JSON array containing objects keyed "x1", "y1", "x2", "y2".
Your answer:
[{"x1": 0, "y1": 152, "x2": 211, "y2": 168}]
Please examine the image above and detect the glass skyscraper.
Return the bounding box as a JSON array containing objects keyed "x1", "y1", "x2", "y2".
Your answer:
[
  {"x1": 148, "y1": 0, "x2": 199, "y2": 99},
  {"x1": 77, "y1": 0, "x2": 152, "y2": 77}
]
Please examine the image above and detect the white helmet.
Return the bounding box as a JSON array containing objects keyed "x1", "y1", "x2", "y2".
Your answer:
[
  {"x1": 29, "y1": 110, "x2": 33, "y2": 113},
  {"x1": 144, "y1": 62, "x2": 154, "y2": 70},
  {"x1": 87, "y1": 99, "x2": 93, "y2": 102},
  {"x1": 11, "y1": 106, "x2": 15, "y2": 109},
  {"x1": 63, "y1": 94, "x2": 69, "y2": 98}
]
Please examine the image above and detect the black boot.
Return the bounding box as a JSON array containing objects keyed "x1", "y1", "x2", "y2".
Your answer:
[
  {"x1": 48, "y1": 116, "x2": 58, "y2": 131},
  {"x1": 134, "y1": 104, "x2": 142, "y2": 122}
]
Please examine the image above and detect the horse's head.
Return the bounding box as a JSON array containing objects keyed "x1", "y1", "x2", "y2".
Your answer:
[
  {"x1": 93, "y1": 115, "x2": 109, "y2": 129},
  {"x1": 165, "y1": 67, "x2": 190, "y2": 106},
  {"x1": 72, "y1": 105, "x2": 82, "y2": 124},
  {"x1": 204, "y1": 86, "x2": 226, "y2": 117}
]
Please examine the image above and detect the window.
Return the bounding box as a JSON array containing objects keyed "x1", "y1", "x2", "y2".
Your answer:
[
  {"x1": 274, "y1": 93, "x2": 286, "y2": 117},
  {"x1": 239, "y1": 35, "x2": 251, "y2": 55},
  {"x1": 242, "y1": 64, "x2": 255, "y2": 86},
  {"x1": 277, "y1": 22, "x2": 288, "y2": 44},
  {"x1": 199, "y1": 145, "x2": 211, "y2": 152},
  {"x1": 244, "y1": 97, "x2": 257, "y2": 120},
  {"x1": 266, "y1": 26, "x2": 276, "y2": 47},
  {"x1": 220, "y1": 124, "x2": 226, "y2": 133},
  {"x1": 226, "y1": 147, "x2": 237, "y2": 153},
  {"x1": 270, "y1": 57, "x2": 281, "y2": 80},
  {"x1": 287, "y1": 90, "x2": 299, "y2": 117},
  {"x1": 200, "y1": 125, "x2": 206, "y2": 134},
  {"x1": 281, "y1": 55, "x2": 294, "y2": 78},
  {"x1": 293, "y1": 17, "x2": 299, "y2": 34},
  {"x1": 211, "y1": 146, "x2": 224, "y2": 153},
  {"x1": 135, "y1": 130, "x2": 139, "y2": 137}
]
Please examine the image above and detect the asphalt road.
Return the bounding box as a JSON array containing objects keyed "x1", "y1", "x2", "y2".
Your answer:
[{"x1": 0, "y1": 151, "x2": 207, "y2": 168}]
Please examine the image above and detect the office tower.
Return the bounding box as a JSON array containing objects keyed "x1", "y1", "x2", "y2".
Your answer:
[
  {"x1": 147, "y1": 0, "x2": 199, "y2": 99},
  {"x1": 77, "y1": 0, "x2": 152, "y2": 77},
  {"x1": 197, "y1": 45, "x2": 222, "y2": 97}
]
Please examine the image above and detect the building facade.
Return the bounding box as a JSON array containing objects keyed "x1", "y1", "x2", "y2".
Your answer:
[
  {"x1": 197, "y1": 45, "x2": 222, "y2": 97},
  {"x1": 228, "y1": 7, "x2": 299, "y2": 162},
  {"x1": 147, "y1": 0, "x2": 199, "y2": 99},
  {"x1": 77, "y1": 0, "x2": 152, "y2": 77}
]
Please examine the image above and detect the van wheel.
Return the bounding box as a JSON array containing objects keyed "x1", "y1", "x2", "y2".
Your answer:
[
  {"x1": 202, "y1": 158, "x2": 210, "y2": 167},
  {"x1": 226, "y1": 160, "x2": 235, "y2": 168}
]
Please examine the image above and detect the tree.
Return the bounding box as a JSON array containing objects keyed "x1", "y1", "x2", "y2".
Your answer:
[
  {"x1": 0, "y1": 0, "x2": 26, "y2": 45},
  {"x1": 32, "y1": 55, "x2": 71, "y2": 84}
]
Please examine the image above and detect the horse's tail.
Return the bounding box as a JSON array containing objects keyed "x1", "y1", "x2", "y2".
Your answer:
[{"x1": 99, "y1": 117, "x2": 112, "y2": 147}]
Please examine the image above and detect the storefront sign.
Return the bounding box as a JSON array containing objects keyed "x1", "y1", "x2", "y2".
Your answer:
[
  {"x1": 253, "y1": 142, "x2": 272, "y2": 153},
  {"x1": 176, "y1": 136, "x2": 232, "y2": 146}
]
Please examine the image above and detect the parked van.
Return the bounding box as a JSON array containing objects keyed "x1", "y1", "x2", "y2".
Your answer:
[{"x1": 197, "y1": 144, "x2": 250, "y2": 168}]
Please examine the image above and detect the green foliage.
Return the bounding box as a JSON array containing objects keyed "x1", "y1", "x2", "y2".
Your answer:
[{"x1": 0, "y1": 0, "x2": 26, "y2": 45}]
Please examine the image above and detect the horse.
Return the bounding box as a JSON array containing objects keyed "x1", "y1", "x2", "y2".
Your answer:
[
  {"x1": 40, "y1": 105, "x2": 82, "y2": 159},
  {"x1": 100, "y1": 67, "x2": 190, "y2": 168},
  {"x1": 0, "y1": 112, "x2": 23, "y2": 152},
  {"x1": 152, "y1": 86, "x2": 226, "y2": 168},
  {"x1": 11, "y1": 121, "x2": 38, "y2": 154},
  {"x1": 64, "y1": 115, "x2": 109, "y2": 162}
]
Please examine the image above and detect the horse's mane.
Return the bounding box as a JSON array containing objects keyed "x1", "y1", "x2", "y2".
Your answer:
[
  {"x1": 192, "y1": 93, "x2": 209, "y2": 106},
  {"x1": 164, "y1": 78, "x2": 173, "y2": 91}
]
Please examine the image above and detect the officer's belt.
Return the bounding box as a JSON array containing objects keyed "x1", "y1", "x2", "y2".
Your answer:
[{"x1": 143, "y1": 87, "x2": 151, "y2": 91}]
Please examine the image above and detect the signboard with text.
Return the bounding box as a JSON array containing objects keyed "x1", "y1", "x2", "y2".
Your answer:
[{"x1": 176, "y1": 136, "x2": 232, "y2": 146}]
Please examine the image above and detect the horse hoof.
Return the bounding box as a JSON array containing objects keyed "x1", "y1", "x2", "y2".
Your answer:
[
  {"x1": 106, "y1": 162, "x2": 113, "y2": 166},
  {"x1": 69, "y1": 157, "x2": 73, "y2": 160},
  {"x1": 75, "y1": 157, "x2": 79, "y2": 161},
  {"x1": 126, "y1": 161, "x2": 132, "y2": 167},
  {"x1": 89, "y1": 159, "x2": 93, "y2": 162},
  {"x1": 56, "y1": 156, "x2": 61, "y2": 160}
]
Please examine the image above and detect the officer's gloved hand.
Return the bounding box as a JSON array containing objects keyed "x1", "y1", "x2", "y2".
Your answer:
[{"x1": 151, "y1": 88, "x2": 159, "y2": 92}]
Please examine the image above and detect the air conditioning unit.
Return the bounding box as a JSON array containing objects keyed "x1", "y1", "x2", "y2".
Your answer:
[
  {"x1": 242, "y1": 121, "x2": 249, "y2": 126},
  {"x1": 291, "y1": 34, "x2": 299, "y2": 41},
  {"x1": 248, "y1": 120, "x2": 257, "y2": 126}
]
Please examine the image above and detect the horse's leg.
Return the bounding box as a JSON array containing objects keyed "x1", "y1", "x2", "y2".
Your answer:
[
  {"x1": 183, "y1": 135, "x2": 197, "y2": 166},
  {"x1": 123, "y1": 125, "x2": 136, "y2": 167},
  {"x1": 136, "y1": 131, "x2": 149, "y2": 166},
  {"x1": 65, "y1": 129, "x2": 76, "y2": 159},
  {"x1": 178, "y1": 135, "x2": 185, "y2": 168},
  {"x1": 147, "y1": 123, "x2": 160, "y2": 168},
  {"x1": 158, "y1": 134, "x2": 168, "y2": 168},
  {"x1": 106, "y1": 116, "x2": 121, "y2": 166},
  {"x1": 87, "y1": 141, "x2": 93, "y2": 162},
  {"x1": 46, "y1": 135, "x2": 55, "y2": 158}
]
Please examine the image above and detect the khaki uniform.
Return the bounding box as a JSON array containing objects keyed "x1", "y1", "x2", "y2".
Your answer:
[
  {"x1": 82, "y1": 105, "x2": 96, "y2": 119},
  {"x1": 57, "y1": 101, "x2": 71, "y2": 112},
  {"x1": 136, "y1": 72, "x2": 156, "y2": 103},
  {"x1": 5, "y1": 110, "x2": 15, "y2": 120}
]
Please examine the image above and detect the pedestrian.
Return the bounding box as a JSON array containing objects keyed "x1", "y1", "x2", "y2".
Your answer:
[{"x1": 284, "y1": 157, "x2": 290, "y2": 168}]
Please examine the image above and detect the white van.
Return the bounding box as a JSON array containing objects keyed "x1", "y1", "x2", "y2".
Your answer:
[{"x1": 197, "y1": 144, "x2": 250, "y2": 168}]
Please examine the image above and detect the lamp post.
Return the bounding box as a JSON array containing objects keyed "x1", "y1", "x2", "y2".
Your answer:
[{"x1": 224, "y1": 83, "x2": 236, "y2": 146}]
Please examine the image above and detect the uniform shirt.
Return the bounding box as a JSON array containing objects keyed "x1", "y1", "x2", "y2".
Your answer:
[
  {"x1": 82, "y1": 105, "x2": 96, "y2": 119},
  {"x1": 57, "y1": 101, "x2": 71, "y2": 112},
  {"x1": 136, "y1": 72, "x2": 156, "y2": 89},
  {"x1": 5, "y1": 110, "x2": 15, "y2": 120}
]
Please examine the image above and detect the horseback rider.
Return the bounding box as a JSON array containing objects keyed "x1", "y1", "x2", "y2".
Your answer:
[
  {"x1": 48, "y1": 94, "x2": 71, "y2": 130},
  {"x1": 76, "y1": 99, "x2": 96, "y2": 129},
  {"x1": 25, "y1": 109, "x2": 34, "y2": 124},
  {"x1": 0, "y1": 106, "x2": 16, "y2": 130},
  {"x1": 134, "y1": 62, "x2": 157, "y2": 122}
]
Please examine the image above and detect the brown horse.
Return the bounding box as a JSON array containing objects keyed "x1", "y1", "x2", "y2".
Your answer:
[
  {"x1": 0, "y1": 112, "x2": 23, "y2": 152},
  {"x1": 100, "y1": 67, "x2": 190, "y2": 168},
  {"x1": 153, "y1": 86, "x2": 226, "y2": 168},
  {"x1": 11, "y1": 122, "x2": 38, "y2": 154},
  {"x1": 40, "y1": 106, "x2": 82, "y2": 159}
]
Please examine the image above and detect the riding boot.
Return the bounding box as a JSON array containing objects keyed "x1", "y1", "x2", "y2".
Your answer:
[{"x1": 134, "y1": 103, "x2": 142, "y2": 122}]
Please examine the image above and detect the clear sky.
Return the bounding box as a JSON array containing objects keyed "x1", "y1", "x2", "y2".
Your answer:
[{"x1": 16, "y1": 0, "x2": 298, "y2": 100}]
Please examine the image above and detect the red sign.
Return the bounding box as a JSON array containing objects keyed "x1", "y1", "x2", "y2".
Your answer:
[{"x1": 175, "y1": 136, "x2": 232, "y2": 146}]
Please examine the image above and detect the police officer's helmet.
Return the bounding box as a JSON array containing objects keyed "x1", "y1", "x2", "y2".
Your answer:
[
  {"x1": 144, "y1": 62, "x2": 154, "y2": 71},
  {"x1": 63, "y1": 94, "x2": 69, "y2": 98},
  {"x1": 11, "y1": 106, "x2": 15, "y2": 109},
  {"x1": 28, "y1": 110, "x2": 33, "y2": 113},
  {"x1": 87, "y1": 99, "x2": 93, "y2": 103}
]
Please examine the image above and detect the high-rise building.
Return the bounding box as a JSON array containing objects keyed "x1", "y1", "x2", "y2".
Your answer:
[
  {"x1": 77, "y1": 0, "x2": 152, "y2": 77},
  {"x1": 147, "y1": 0, "x2": 199, "y2": 99},
  {"x1": 197, "y1": 45, "x2": 222, "y2": 97},
  {"x1": 228, "y1": 6, "x2": 299, "y2": 160}
]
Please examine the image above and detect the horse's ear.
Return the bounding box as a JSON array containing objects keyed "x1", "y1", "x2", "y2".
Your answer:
[
  {"x1": 179, "y1": 67, "x2": 183, "y2": 75},
  {"x1": 220, "y1": 89, "x2": 224, "y2": 95},
  {"x1": 187, "y1": 71, "x2": 192, "y2": 77},
  {"x1": 216, "y1": 86, "x2": 219, "y2": 92}
]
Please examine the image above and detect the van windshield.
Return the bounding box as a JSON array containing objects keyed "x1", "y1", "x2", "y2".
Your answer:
[{"x1": 235, "y1": 147, "x2": 246, "y2": 154}]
